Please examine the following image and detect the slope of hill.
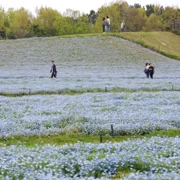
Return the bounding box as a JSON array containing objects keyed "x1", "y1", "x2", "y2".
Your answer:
[
  {"x1": 0, "y1": 36, "x2": 180, "y2": 180},
  {"x1": 112, "y1": 32, "x2": 180, "y2": 60}
]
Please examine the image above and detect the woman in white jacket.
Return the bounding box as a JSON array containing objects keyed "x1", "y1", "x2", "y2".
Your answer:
[{"x1": 106, "y1": 16, "x2": 110, "y2": 32}]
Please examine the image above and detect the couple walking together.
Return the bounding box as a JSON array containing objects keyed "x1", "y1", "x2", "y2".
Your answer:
[
  {"x1": 144, "y1": 63, "x2": 154, "y2": 79},
  {"x1": 102, "y1": 16, "x2": 110, "y2": 32}
]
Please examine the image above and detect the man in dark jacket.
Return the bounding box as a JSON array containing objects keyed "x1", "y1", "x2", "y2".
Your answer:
[
  {"x1": 148, "y1": 64, "x2": 154, "y2": 79},
  {"x1": 50, "y1": 60, "x2": 57, "y2": 78}
]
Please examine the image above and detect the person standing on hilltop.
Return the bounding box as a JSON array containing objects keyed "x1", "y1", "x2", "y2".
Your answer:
[
  {"x1": 102, "y1": 17, "x2": 106, "y2": 33},
  {"x1": 106, "y1": 16, "x2": 110, "y2": 32},
  {"x1": 50, "y1": 60, "x2": 57, "y2": 78},
  {"x1": 120, "y1": 20, "x2": 125, "y2": 32}
]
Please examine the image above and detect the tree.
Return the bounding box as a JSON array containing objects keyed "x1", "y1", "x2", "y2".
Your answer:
[
  {"x1": 161, "y1": 7, "x2": 179, "y2": 30},
  {"x1": 144, "y1": 13, "x2": 162, "y2": 31},
  {"x1": 118, "y1": 2, "x2": 129, "y2": 24},
  {"x1": 0, "y1": 7, "x2": 5, "y2": 27},
  {"x1": 153, "y1": 5, "x2": 164, "y2": 16},
  {"x1": 6, "y1": 8, "x2": 33, "y2": 39},
  {"x1": 54, "y1": 10, "x2": 91, "y2": 35},
  {"x1": 53, "y1": 16, "x2": 73, "y2": 35},
  {"x1": 88, "y1": 10, "x2": 98, "y2": 24},
  {"x1": 126, "y1": 7, "x2": 146, "y2": 31},
  {"x1": 133, "y1": 3, "x2": 141, "y2": 9},
  {"x1": 0, "y1": 7, "x2": 6, "y2": 39},
  {"x1": 1, "y1": 2, "x2": 179, "y2": 39},
  {"x1": 146, "y1": 4, "x2": 155, "y2": 17},
  {"x1": 34, "y1": 7, "x2": 61, "y2": 36},
  {"x1": 75, "y1": 13, "x2": 90, "y2": 34}
]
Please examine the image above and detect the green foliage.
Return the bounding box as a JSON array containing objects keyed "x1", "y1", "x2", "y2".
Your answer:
[
  {"x1": 0, "y1": 7, "x2": 6, "y2": 27},
  {"x1": 53, "y1": 10, "x2": 91, "y2": 35},
  {"x1": 174, "y1": 31, "x2": 180, "y2": 35},
  {"x1": 161, "y1": 7, "x2": 179, "y2": 31},
  {"x1": 88, "y1": 10, "x2": 98, "y2": 24},
  {"x1": 144, "y1": 13, "x2": 162, "y2": 31},
  {"x1": 147, "y1": 129, "x2": 180, "y2": 137},
  {"x1": 0, "y1": 2, "x2": 180, "y2": 39},
  {"x1": 6, "y1": 8, "x2": 33, "y2": 39},
  {"x1": 126, "y1": 7, "x2": 146, "y2": 31},
  {"x1": 159, "y1": 51, "x2": 180, "y2": 60},
  {"x1": 133, "y1": 3, "x2": 142, "y2": 9},
  {"x1": 0, "y1": 7, "x2": 8, "y2": 39},
  {"x1": 1, "y1": 84, "x2": 180, "y2": 98},
  {"x1": 34, "y1": 7, "x2": 60, "y2": 36},
  {"x1": 0, "y1": 129, "x2": 179, "y2": 148},
  {"x1": 146, "y1": 4, "x2": 155, "y2": 17}
]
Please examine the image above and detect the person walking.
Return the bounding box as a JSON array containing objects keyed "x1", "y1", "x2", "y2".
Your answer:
[
  {"x1": 144, "y1": 63, "x2": 150, "y2": 78},
  {"x1": 148, "y1": 64, "x2": 154, "y2": 79},
  {"x1": 50, "y1": 60, "x2": 57, "y2": 78},
  {"x1": 120, "y1": 20, "x2": 125, "y2": 32},
  {"x1": 106, "y1": 16, "x2": 110, "y2": 32},
  {"x1": 102, "y1": 17, "x2": 106, "y2": 33}
]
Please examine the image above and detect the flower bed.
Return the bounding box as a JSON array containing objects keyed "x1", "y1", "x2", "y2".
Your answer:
[
  {"x1": 0, "y1": 137, "x2": 179, "y2": 179},
  {"x1": 0, "y1": 91, "x2": 179, "y2": 138}
]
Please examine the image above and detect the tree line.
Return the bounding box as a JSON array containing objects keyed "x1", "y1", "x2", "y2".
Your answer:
[{"x1": 0, "y1": 1, "x2": 180, "y2": 39}]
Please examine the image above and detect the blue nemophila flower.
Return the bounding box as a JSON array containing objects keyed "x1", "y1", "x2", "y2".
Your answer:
[
  {"x1": 0, "y1": 35, "x2": 180, "y2": 179},
  {"x1": 0, "y1": 91, "x2": 179, "y2": 138},
  {"x1": 0, "y1": 137, "x2": 179, "y2": 179}
]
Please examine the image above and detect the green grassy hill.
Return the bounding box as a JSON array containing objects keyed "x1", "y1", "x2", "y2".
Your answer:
[{"x1": 110, "y1": 32, "x2": 180, "y2": 60}]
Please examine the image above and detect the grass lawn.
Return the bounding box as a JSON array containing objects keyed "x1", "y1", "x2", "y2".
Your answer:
[
  {"x1": 1, "y1": 129, "x2": 180, "y2": 147},
  {"x1": 109, "y1": 32, "x2": 180, "y2": 60}
]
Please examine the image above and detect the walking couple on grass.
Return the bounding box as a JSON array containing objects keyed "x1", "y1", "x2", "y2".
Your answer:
[{"x1": 144, "y1": 63, "x2": 154, "y2": 79}]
